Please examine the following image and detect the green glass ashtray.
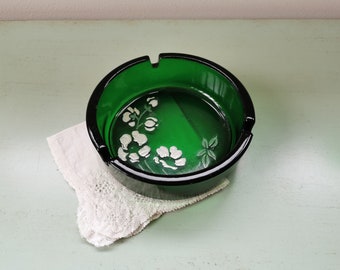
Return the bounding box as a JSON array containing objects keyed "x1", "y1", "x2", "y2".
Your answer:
[{"x1": 86, "y1": 53, "x2": 255, "y2": 199}]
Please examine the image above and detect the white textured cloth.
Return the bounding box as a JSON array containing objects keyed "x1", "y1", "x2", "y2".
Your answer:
[{"x1": 47, "y1": 122, "x2": 229, "y2": 247}]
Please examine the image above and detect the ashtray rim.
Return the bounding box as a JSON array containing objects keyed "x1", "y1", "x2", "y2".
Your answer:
[{"x1": 86, "y1": 53, "x2": 255, "y2": 186}]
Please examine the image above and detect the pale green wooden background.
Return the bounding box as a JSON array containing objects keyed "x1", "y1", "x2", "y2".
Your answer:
[{"x1": 0, "y1": 20, "x2": 339, "y2": 269}]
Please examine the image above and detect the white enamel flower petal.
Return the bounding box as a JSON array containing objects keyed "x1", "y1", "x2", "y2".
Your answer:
[
  {"x1": 129, "y1": 153, "x2": 139, "y2": 163},
  {"x1": 122, "y1": 112, "x2": 131, "y2": 122},
  {"x1": 169, "y1": 146, "x2": 182, "y2": 159},
  {"x1": 138, "y1": 145, "x2": 151, "y2": 157},
  {"x1": 145, "y1": 117, "x2": 158, "y2": 127},
  {"x1": 119, "y1": 134, "x2": 132, "y2": 150},
  {"x1": 128, "y1": 121, "x2": 136, "y2": 127},
  {"x1": 147, "y1": 97, "x2": 158, "y2": 108},
  {"x1": 144, "y1": 120, "x2": 155, "y2": 128},
  {"x1": 133, "y1": 107, "x2": 140, "y2": 115},
  {"x1": 144, "y1": 117, "x2": 158, "y2": 131},
  {"x1": 131, "y1": 130, "x2": 147, "y2": 146},
  {"x1": 175, "y1": 158, "x2": 186, "y2": 167},
  {"x1": 153, "y1": 156, "x2": 160, "y2": 164},
  {"x1": 159, "y1": 159, "x2": 177, "y2": 170},
  {"x1": 149, "y1": 99, "x2": 158, "y2": 107},
  {"x1": 157, "y1": 146, "x2": 169, "y2": 158},
  {"x1": 127, "y1": 107, "x2": 134, "y2": 113},
  {"x1": 145, "y1": 127, "x2": 155, "y2": 132},
  {"x1": 117, "y1": 147, "x2": 128, "y2": 161}
]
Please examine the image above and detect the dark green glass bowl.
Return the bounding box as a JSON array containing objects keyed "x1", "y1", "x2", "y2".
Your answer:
[{"x1": 86, "y1": 53, "x2": 255, "y2": 199}]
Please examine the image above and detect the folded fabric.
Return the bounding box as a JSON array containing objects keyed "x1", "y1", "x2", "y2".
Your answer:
[{"x1": 47, "y1": 122, "x2": 229, "y2": 247}]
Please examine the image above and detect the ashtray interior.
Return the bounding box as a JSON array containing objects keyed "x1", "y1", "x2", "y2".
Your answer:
[
  {"x1": 110, "y1": 89, "x2": 230, "y2": 175},
  {"x1": 87, "y1": 53, "x2": 255, "y2": 185}
]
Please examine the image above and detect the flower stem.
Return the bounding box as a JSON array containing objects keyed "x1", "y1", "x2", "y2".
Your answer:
[
  {"x1": 136, "y1": 109, "x2": 148, "y2": 130},
  {"x1": 144, "y1": 160, "x2": 155, "y2": 173}
]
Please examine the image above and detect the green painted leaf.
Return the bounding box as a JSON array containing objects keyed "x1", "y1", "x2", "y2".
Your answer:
[
  {"x1": 130, "y1": 113, "x2": 137, "y2": 120},
  {"x1": 208, "y1": 136, "x2": 218, "y2": 148},
  {"x1": 202, "y1": 138, "x2": 209, "y2": 148},
  {"x1": 197, "y1": 149, "x2": 206, "y2": 157},
  {"x1": 207, "y1": 150, "x2": 216, "y2": 160},
  {"x1": 202, "y1": 154, "x2": 210, "y2": 168},
  {"x1": 144, "y1": 104, "x2": 152, "y2": 112}
]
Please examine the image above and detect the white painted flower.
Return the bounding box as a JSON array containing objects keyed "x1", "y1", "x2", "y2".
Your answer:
[
  {"x1": 138, "y1": 145, "x2": 151, "y2": 158},
  {"x1": 144, "y1": 117, "x2": 158, "y2": 132},
  {"x1": 117, "y1": 147, "x2": 128, "y2": 161},
  {"x1": 170, "y1": 146, "x2": 186, "y2": 166},
  {"x1": 170, "y1": 146, "x2": 182, "y2": 159},
  {"x1": 117, "y1": 131, "x2": 150, "y2": 163},
  {"x1": 147, "y1": 96, "x2": 158, "y2": 108},
  {"x1": 128, "y1": 153, "x2": 139, "y2": 163},
  {"x1": 154, "y1": 146, "x2": 186, "y2": 170},
  {"x1": 156, "y1": 146, "x2": 169, "y2": 158},
  {"x1": 132, "y1": 130, "x2": 147, "y2": 146},
  {"x1": 122, "y1": 107, "x2": 140, "y2": 127},
  {"x1": 119, "y1": 134, "x2": 132, "y2": 150}
]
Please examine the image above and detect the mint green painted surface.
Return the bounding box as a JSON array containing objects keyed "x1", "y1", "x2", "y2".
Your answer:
[{"x1": 1, "y1": 21, "x2": 340, "y2": 270}]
